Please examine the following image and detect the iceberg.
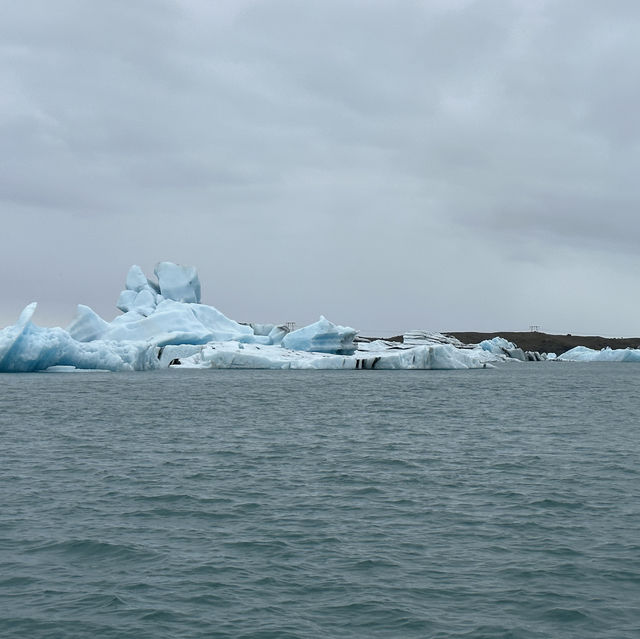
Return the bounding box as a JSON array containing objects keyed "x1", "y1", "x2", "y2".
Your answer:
[
  {"x1": 558, "y1": 346, "x2": 640, "y2": 362},
  {"x1": 172, "y1": 341, "x2": 489, "y2": 370},
  {"x1": 0, "y1": 303, "x2": 157, "y2": 372},
  {"x1": 281, "y1": 316, "x2": 357, "y2": 355},
  {"x1": 0, "y1": 261, "x2": 520, "y2": 372},
  {"x1": 479, "y1": 336, "x2": 526, "y2": 361},
  {"x1": 99, "y1": 299, "x2": 253, "y2": 346},
  {"x1": 67, "y1": 304, "x2": 111, "y2": 342},
  {"x1": 154, "y1": 262, "x2": 201, "y2": 304}
]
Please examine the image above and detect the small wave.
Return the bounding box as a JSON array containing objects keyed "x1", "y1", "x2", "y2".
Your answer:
[
  {"x1": 350, "y1": 486, "x2": 384, "y2": 496},
  {"x1": 27, "y1": 538, "x2": 159, "y2": 562},
  {"x1": 222, "y1": 539, "x2": 290, "y2": 552},
  {"x1": 139, "y1": 609, "x2": 187, "y2": 622},
  {"x1": 352, "y1": 557, "x2": 399, "y2": 570},
  {"x1": 529, "y1": 497, "x2": 586, "y2": 510},
  {"x1": 70, "y1": 593, "x2": 127, "y2": 609},
  {"x1": 545, "y1": 607, "x2": 589, "y2": 622},
  {"x1": 0, "y1": 575, "x2": 39, "y2": 588}
]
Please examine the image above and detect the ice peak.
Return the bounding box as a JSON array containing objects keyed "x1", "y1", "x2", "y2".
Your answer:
[{"x1": 154, "y1": 262, "x2": 201, "y2": 304}]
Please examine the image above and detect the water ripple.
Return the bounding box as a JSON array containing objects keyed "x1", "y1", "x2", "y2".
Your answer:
[{"x1": 1, "y1": 365, "x2": 639, "y2": 638}]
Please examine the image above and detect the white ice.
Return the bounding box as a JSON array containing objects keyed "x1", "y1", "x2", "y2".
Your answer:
[
  {"x1": 0, "y1": 262, "x2": 527, "y2": 372},
  {"x1": 478, "y1": 336, "x2": 527, "y2": 361},
  {"x1": 173, "y1": 341, "x2": 491, "y2": 370},
  {"x1": 154, "y1": 262, "x2": 201, "y2": 304},
  {"x1": 281, "y1": 316, "x2": 357, "y2": 355},
  {"x1": 558, "y1": 346, "x2": 640, "y2": 362},
  {"x1": 0, "y1": 303, "x2": 158, "y2": 372}
]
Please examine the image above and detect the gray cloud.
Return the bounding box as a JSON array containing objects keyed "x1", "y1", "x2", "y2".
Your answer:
[{"x1": 2, "y1": 0, "x2": 640, "y2": 336}]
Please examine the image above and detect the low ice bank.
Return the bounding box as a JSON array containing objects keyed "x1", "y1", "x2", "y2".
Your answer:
[
  {"x1": 558, "y1": 346, "x2": 640, "y2": 362},
  {"x1": 0, "y1": 262, "x2": 525, "y2": 372}
]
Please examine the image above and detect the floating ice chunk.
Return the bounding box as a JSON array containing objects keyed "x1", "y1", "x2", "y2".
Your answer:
[
  {"x1": 0, "y1": 303, "x2": 38, "y2": 371},
  {"x1": 176, "y1": 342, "x2": 357, "y2": 369},
  {"x1": 154, "y1": 262, "x2": 201, "y2": 303},
  {"x1": 44, "y1": 366, "x2": 111, "y2": 373},
  {"x1": 558, "y1": 346, "x2": 597, "y2": 361},
  {"x1": 368, "y1": 344, "x2": 487, "y2": 369},
  {"x1": 190, "y1": 304, "x2": 253, "y2": 341},
  {"x1": 557, "y1": 346, "x2": 596, "y2": 361},
  {"x1": 403, "y1": 331, "x2": 466, "y2": 347},
  {"x1": 250, "y1": 323, "x2": 275, "y2": 336},
  {"x1": 0, "y1": 304, "x2": 158, "y2": 372},
  {"x1": 268, "y1": 325, "x2": 288, "y2": 345},
  {"x1": 111, "y1": 310, "x2": 146, "y2": 325},
  {"x1": 355, "y1": 339, "x2": 404, "y2": 352},
  {"x1": 68, "y1": 338, "x2": 158, "y2": 371},
  {"x1": 0, "y1": 262, "x2": 513, "y2": 372},
  {"x1": 117, "y1": 290, "x2": 137, "y2": 313},
  {"x1": 125, "y1": 265, "x2": 150, "y2": 292},
  {"x1": 282, "y1": 316, "x2": 357, "y2": 354},
  {"x1": 72, "y1": 289, "x2": 255, "y2": 347},
  {"x1": 158, "y1": 343, "x2": 203, "y2": 367},
  {"x1": 559, "y1": 346, "x2": 640, "y2": 362},
  {"x1": 478, "y1": 336, "x2": 526, "y2": 361},
  {"x1": 238, "y1": 333, "x2": 272, "y2": 345},
  {"x1": 67, "y1": 304, "x2": 111, "y2": 342},
  {"x1": 117, "y1": 289, "x2": 158, "y2": 315},
  {"x1": 172, "y1": 341, "x2": 490, "y2": 370},
  {"x1": 479, "y1": 336, "x2": 516, "y2": 354},
  {"x1": 103, "y1": 300, "x2": 211, "y2": 345},
  {"x1": 119, "y1": 265, "x2": 160, "y2": 314},
  {"x1": 99, "y1": 299, "x2": 253, "y2": 346},
  {"x1": 131, "y1": 289, "x2": 157, "y2": 316},
  {"x1": 506, "y1": 347, "x2": 526, "y2": 361}
]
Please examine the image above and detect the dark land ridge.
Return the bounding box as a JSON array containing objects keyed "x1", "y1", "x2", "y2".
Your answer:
[
  {"x1": 446, "y1": 331, "x2": 640, "y2": 356},
  {"x1": 367, "y1": 331, "x2": 640, "y2": 356}
]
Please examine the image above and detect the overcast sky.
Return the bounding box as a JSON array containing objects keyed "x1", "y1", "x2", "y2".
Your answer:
[{"x1": 2, "y1": 0, "x2": 640, "y2": 336}]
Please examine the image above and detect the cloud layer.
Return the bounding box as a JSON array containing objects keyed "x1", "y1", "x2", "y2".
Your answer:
[{"x1": 2, "y1": 0, "x2": 639, "y2": 336}]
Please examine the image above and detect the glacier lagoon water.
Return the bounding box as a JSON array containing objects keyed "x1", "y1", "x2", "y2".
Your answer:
[{"x1": 1, "y1": 363, "x2": 639, "y2": 638}]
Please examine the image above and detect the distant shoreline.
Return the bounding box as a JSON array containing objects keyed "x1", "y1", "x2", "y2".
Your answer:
[
  {"x1": 361, "y1": 331, "x2": 640, "y2": 356},
  {"x1": 445, "y1": 332, "x2": 640, "y2": 356}
]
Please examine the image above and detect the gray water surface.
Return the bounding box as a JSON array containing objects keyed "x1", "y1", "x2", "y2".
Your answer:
[{"x1": 1, "y1": 364, "x2": 639, "y2": 638}]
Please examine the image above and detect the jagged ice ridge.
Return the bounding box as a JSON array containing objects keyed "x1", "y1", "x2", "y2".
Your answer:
[{"x1": 1, "y1": 262, "x2": 548, "y2": 372}]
